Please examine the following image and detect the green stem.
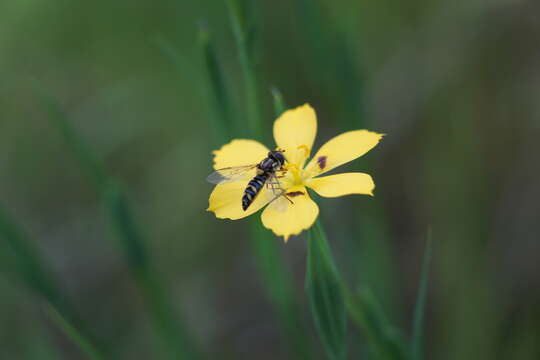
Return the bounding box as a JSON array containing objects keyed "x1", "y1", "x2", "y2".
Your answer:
[
  {"x1": 251, "y1": 223, "x2": 313, "y2": 359},
  {"x1": 198, "y1": 24, "x2": 235, "y2": 142},
  {"x1": 226, "y1": 0, "x2": 262, "y2": 140},
  {"x1": 310, "y1": 217, "x2": 409, "y2": 360},
  {"x1": 306, "y1": 219, "x2": 348, "y2": 360},
  {"x1": 411, "y1": 228, "x2": 433, "y2": 360}
]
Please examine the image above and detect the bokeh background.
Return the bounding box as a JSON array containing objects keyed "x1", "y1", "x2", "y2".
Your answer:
[{"x1": 1, "y1": 0, "x2": 539, "y2": 359}]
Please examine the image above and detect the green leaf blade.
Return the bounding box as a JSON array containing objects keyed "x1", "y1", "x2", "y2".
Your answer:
[
  {"x1": 350, "y1": 288, "x2": 410, "y2": 360},
  {"x1": 306, "y1": 220, "x2": 347, "y2": 360}
]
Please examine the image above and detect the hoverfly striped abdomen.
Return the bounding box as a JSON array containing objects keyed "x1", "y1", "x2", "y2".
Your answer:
[{"x1": 242, "y1": 173, "x2": 269, "y2": 211}]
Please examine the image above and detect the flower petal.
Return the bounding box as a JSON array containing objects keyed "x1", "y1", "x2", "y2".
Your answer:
[
  {"x1": 304, "y1": 130, "x2": 384, "y2": 177},
  {"x1": 207, "y1": 181, "x2": 271, "y2": 220},
  {"x1": 261, "y1": 186, "x2": 319, "y2": 241},
  {"x1": 306, "y1": 173, "x2": 375, "y2": 197},
  {"x1": 273, "y1": 104, "x2": 317, "y2": 167},
  {"x1": 212, "y1": 139, "x2": 269, "y2": 170}
]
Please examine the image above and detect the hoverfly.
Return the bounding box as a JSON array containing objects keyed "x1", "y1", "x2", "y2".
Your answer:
[{"x1": 206, "y1": 150, "x2": 293, "y2": 211}]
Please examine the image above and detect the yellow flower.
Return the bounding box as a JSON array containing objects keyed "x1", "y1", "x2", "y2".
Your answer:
[{"x1": 207, "y1": 104, "x2": 384, "y2": 241}]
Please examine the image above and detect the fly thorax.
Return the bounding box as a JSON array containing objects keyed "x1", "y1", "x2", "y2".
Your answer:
[{"x1": 259, "y1": 158, "x2": 275, "y2": 172}]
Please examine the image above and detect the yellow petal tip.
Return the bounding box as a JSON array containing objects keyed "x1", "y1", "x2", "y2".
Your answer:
[{"x1": 261, "y1": 222, "x2": 307, "y2": 243}]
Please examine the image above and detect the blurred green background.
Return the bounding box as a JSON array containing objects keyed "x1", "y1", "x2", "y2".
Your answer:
[{"x1": 1, "y1": 0, "x2": 539, "y2": 359}]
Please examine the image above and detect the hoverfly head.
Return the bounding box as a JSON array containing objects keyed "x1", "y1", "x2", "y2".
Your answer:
[{"x1": 269, "y1": 149, "x2": 286, "y2": 165}]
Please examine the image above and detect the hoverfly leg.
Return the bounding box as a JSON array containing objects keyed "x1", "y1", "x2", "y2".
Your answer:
[
  {"x1": 283, "y1": 193, "x2": 294, "y2": 204},
  {"x1": 264, "y1": 172, "x2": 294, "y2": 212}
]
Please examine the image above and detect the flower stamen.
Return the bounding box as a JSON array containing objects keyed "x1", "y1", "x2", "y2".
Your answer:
[
  {"x1": 297, "y1": 144, "x2": 311, "y2": 158},
  {"x1": 284, "y1": 163, "x2": 303, "y2": 184}
]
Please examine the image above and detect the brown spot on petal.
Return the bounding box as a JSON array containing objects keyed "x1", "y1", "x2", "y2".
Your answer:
[
  {"x1": 286, "y1": 191, "x2": 304, "y2": 197},
  {"x1": 317, "y1": 156, "x2": 327, "y2": 169}
]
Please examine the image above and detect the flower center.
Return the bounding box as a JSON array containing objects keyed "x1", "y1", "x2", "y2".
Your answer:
[
  {"x1": 281, "y1": 144, "x2": 312, "y2": 187},
  {"x1": 284, "y1": 163, "x2": 304, "y2": 185}
]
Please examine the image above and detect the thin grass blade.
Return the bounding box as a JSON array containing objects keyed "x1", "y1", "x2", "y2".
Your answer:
[
  {"x1": 345, "y1": 287, "x2": 409, "y2": 360},
  {"x1": 41, "y1": 96, "x2": 201, "y2": 360},
  {"x1": 271, "y1": 87, "x2": 286, "y2": 117},
  {"x1": 198, "y1": 24, "x2": 235, "y2": 141},
  {"x1": 156, "y1": 37, "x2": 203, "y2": 88},
  {"x1": 226, "y1": 0, "x2": 262, "y2": 140},
  {"x1": 251, "y1": 222, "x2": 314, "y2": 360},
  {"x1": 0, "y1": 209, "x2": 65, "y2": 309},
  {"x1": 104, "y1": 184, "x2": 199, "y2": 360},
  {"x1": 0, "y1": 208, "x2": 106, "y2": 357},
  {"x1": 411, "y1": 228, "x2": 433, "y2": 360},
  {"x1": 32, "y1": 85, "x2": 107, "y2": 190},
  {"x1": 306, "y1": 220, "x2": 347, "y2": 360},
  {"x1": 0, "y1": 208, "x2": 80, "y2": 321},
  {"x1": 295, "y1": 0, "x2": 365, "y2": 128},
  {"x1": 45, "y1": 304, "x2": 105, "y2": 360},
  {"x1": 23, "y1": 326, "x2": 63, "y2": 360}
]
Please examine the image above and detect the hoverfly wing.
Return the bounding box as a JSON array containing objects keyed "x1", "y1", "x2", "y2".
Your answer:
[
  {"x1": 265, "y1": 173, "x2": 290, "y2": 212},
  {"x1": 206, "y1": 164, "x2": 258, "y2": 184}
]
